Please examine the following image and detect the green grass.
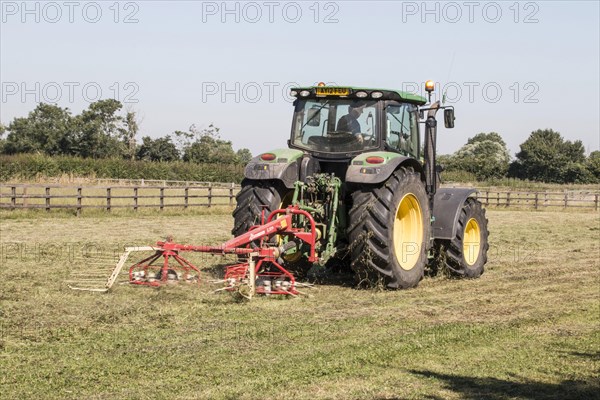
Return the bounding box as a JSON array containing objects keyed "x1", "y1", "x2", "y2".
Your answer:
[{"x1": 1, "y1": 210, "x2": 599, "y2": 399}]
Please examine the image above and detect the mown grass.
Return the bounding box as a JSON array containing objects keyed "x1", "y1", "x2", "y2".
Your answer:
[{"x1": 0, "y1": 210, "x2": 599, "y2": 399}]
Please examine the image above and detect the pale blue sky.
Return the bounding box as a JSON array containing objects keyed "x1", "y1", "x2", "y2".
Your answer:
[{"x1": 1, "y1": 1, "x2": 599, "y2": 156}]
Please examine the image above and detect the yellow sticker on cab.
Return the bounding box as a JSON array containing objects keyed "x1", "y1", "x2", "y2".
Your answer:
[{"x1": 315, "y1": 87, "x2": 350, "y2": 96}]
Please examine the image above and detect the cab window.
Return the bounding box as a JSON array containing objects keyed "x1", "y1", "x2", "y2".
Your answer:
[{"x1": 385, "y1": 103, "x2": 419, "y2": 157}]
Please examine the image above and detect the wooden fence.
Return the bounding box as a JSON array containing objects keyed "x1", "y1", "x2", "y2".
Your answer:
[
  {"x1": 0, "y1": 183, "x2": 598, "y2": 214},
  {"x1": 0, "y1": 183, "x2": 240, "y2": 215},
  {"x1": 474, "y1": 189, "x2": 599, "y2": 210}
]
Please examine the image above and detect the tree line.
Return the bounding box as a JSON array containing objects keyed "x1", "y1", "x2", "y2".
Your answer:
[
  {"x1": 1, "y1": 101, "x2": 598, "y2": 184},
  {"x1": 0, "y1": 100, "x2": 252, "y2": 165},
  {"x1": 438, "y1": 130, "x2": 600, "y2": 184}
]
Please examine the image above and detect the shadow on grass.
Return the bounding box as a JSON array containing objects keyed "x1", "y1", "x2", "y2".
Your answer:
[
  {"x1": 407, "y1": 370, "x2": 600, "y2": 400},
  {"x1": 568, "y1": 350, "x2": 600, "y2": 361}
]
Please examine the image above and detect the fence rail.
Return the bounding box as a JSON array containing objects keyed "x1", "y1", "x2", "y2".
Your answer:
[
  {"x1": 0, "y1": 183, "x2": 240, "y2": 215},
  {"x1": 1, "y1": 183, "x2": 598, "y2": 214},
  {"x1": 474, "y1": 189, "x2": 599, "y2": 210}
]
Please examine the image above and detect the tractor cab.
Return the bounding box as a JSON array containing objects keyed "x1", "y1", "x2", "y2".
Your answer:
[{"x1": 289, "y1": 85, "x2": 427, "y2": 160}]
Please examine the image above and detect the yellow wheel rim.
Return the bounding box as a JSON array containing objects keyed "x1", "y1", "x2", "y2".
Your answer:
[
  {"x1": 393, "y1": 193, "x2": 423, "y2": 271},
  {"x1": 463, "y1": 218, "x2": 481, "y2": 266}
]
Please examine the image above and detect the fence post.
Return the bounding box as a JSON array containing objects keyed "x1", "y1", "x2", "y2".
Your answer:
[
  {"x1": 496, "y1": 192, "x2": 500, "y2": 207},
  {"x1": 595, "y1": 194, "x2": 599, "y2": 211},
  {"x1": 45, "y1": 187, "x2": 51, "y2": 212},
  {"x1": 506, "y1": 192, "x2": 511, "y2": 208},
  {"x1": 134, "y1": 187, "x2": 138, "y2": 212},
  {"x1": 184, "y1": 187, "x2": 189, "y2": 209},
  {"x1": 160, "y1": 187, "x2": 165, "y2": 211},
  {"x1": 106, "y1": 188, "x2": 111, "y2": 212},
  {"x1": 564, "y1": 192, "x2": 568, "y2": 208},
  {"x1": 230, "y1": 182, "x2": 235, "y2": 206},
  {"x1": 77, "y1": 187, "x2": 82, "y2": 216},
  {"x1": 485, "y1": 190, "x2": 489, "y2": 206},
  {"x1": 10, "y1": 186, "x2": 16, "y2": 210},
  {"x1": 208, "y1": 182, "x2": 212, "y2": 208},
  {"x1": 534, "y1": 192, "x2": 538, "y2": 210}
]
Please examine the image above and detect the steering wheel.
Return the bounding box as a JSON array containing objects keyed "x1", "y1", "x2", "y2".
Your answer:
[
  {"x1": 327, "y1": 131, "x2": 361, "y2": 145},
  {"x1": 362, "y1": 127, "x2": 376, "y2": 143}
]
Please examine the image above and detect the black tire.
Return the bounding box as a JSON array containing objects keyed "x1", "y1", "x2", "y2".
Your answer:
[
  {"x1": 436, "y1": 197, "x2": 489, "y2": 278},
  {"x1": 232, "y1": 179, "x2": 290, "y2": 237},
  {"x1": 348, "y1": 167, "x2": 431, "y2": 289},
  {"x1": 232, "y1": 179, "x2": 312, "y2": 274}
]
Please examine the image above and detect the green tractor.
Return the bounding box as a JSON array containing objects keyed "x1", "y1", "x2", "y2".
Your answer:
[{"x1": 232, "y1": 82, "x2": 489, "y2": 289}]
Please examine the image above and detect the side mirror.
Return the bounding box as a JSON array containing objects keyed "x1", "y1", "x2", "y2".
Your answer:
[
  {"x1": 444, "y1": 108, "x2": 455, "y2": 129},
  {"x1": 306, "y1": 106, "x2": 321, "y2": 127}
]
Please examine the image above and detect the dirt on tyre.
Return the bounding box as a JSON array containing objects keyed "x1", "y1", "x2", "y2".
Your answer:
[
  {"x1": 435, "y1": 197, "x2": 489, "y2": 278},
  {"x1": 348, "y1": 167, "x2": 431, "y2": 289}
]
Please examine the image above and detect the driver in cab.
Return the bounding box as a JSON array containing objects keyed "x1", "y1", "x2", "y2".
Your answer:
[{"x1": 336, "y1": 103, "x2": 365, "y2": 142}]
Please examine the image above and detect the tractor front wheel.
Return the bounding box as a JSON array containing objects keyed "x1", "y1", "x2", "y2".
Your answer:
[
  {"x1": 435, "y1": 197, "x2": 489, "y2": 278},
  {"x1": 348, "y1": 167, "x2": 431, "y2": 289}
]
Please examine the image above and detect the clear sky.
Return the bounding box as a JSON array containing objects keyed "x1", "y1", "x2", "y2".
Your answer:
[{"x1": 1, "y1": 0, "x2": 599, "y2": 157}]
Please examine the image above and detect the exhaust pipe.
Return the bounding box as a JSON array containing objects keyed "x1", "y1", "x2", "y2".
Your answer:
[{"x1": 424, "y1": 101, "x2": 440, "y2": 197}]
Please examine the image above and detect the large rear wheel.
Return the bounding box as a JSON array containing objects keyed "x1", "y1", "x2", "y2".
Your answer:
[
  {"x1": 348, "y1": 167, "x2": 431, "y2": 289},
  {"x1": 232, "y1": 179, "x2": 310, "y2": 274},
  {"x1": 435, "y1": 197, "x2": 489, "y2": 278},
  {"x1": 232, "y1": 179, "x2": 290, "y2": 237}
]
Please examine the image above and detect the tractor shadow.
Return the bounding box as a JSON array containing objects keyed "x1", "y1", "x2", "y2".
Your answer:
[
  {"x1": 200, "y1": 257, "x2": 357, "y2": 287},
  {"x1": 403, "y1": 370, "x2": 600, "y2": 400},
  {"x1": 200, "y1": 256, "x2": 451, "y2": 291}
]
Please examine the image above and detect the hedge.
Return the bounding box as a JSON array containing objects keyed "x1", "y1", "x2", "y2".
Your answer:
[{"x1": 0, "y1": 154, "x2": 245, "y2": 182}]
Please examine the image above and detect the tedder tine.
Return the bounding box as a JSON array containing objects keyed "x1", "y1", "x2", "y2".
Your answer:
[{"x1": 68, "y1": 246, "x2": 158, "y2": 292}]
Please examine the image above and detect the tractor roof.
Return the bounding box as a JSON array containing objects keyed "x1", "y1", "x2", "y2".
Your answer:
[{"x1": 291, "y1": 86, "x2": 427, "y2": 105}]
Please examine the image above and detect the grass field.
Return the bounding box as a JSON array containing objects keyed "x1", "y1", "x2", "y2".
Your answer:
[{"x1": 1, "y1": 209, "x2": 599, "y2": 399}]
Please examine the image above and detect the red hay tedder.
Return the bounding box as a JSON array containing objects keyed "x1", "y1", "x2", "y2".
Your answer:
[{"x1": 70, "y1": 205, "x2": 318, "y2": 297}]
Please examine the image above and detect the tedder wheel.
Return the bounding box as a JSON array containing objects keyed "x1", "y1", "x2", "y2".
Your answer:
[
  {"x1": 348, "y1": 167, "x2": 431, "y2": 289},
  {"x1": 435, "y1": 197, "x2": 489, "y2": 278}
]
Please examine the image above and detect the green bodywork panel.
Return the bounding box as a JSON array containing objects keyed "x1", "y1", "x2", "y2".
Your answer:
[
  {"x1": 292, "y1": 86, "x2": 427, "y2": 105},
  {"x1": 350, "y1": 151, "x2": 407, "y2": 166},
  {"x1": 260, "y1": 148, "x2": 304, "y2": 163}
]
